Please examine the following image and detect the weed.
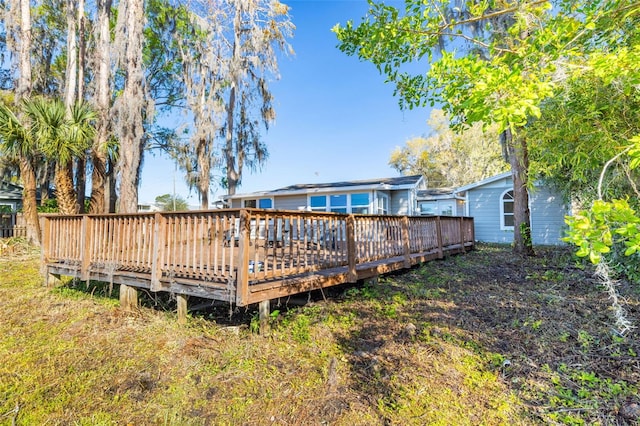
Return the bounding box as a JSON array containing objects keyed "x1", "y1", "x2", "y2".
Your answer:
[{"x1": 577, "y1": 330, "x2": 595, "y2": 349}]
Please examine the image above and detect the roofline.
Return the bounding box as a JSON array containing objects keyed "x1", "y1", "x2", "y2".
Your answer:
[
  {"x1": 222, "y1": 176, "x2": 424, "y2": 201},
  {"x1": 455, "y1": 171, "x2": 512, "y2": 193}
]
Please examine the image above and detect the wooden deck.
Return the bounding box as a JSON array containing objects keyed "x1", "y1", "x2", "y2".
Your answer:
[{"x1": 41, "y1": 209, "x2": 474, "y2": 307}]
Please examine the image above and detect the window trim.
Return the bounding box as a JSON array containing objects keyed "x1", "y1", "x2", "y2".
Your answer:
[
  {"x1": 307, "y1": 192, "x2": 373, "y2": 214},
  {"x1": 0, "y1": 202, "x2": 16, "y2": 213},
  {"x1": 309, "y1": 195, "x2": 327, "y2": 212},
  {"x1": 350, "y1": 192, "x2": 370, "y2": 214},
  {"x1": 376, "y1": 192, "x2": 389, "y2": 215},
  {"x1": 500, "y1": 189, "x2": 515, "y2": 230}
]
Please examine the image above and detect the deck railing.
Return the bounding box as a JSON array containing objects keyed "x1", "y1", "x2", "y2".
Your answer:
[{"x1": 42, "y1": 209, "x2": 474, "y2": 306}]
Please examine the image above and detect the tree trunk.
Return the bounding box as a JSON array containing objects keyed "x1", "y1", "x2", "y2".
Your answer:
[
  {"x1": 74, "y1": 0, "x2": 86, "y2": 214},
  {"x1": 114, "y1": 0, "x2": 145, "y2": 213},
  {"x1": 63, "y1": 0, "x2": 77, "y2": 111},
  {"x1": 16, "y1": 0, "x2": 38, "y2": 243},
  {"x1": 197, "y1": 138, "x2": 210, "y2": 209},
  {"x1": 76, "y1": 0, "x2": 85, "y2": 102},
  {"x1": 55, "y1": 161, "x2": 79, "y2": 215},
  {"x1": 88, "y1": 0, "x2": 111, "y2": 214},
  {"x1": 20, "y1": 158, "x2": 40, "y2": 244},
  {"x1": 75, "y1": 157, "x2": 86, "y2": 213},
  {"x1": 16, "y1": 0, "x2": 32, "y2": 101},
  {"x1": 107, "y1": 159, "x2": 117, "y2": 213},
  {"x1": 504, "y1": 128, "x2": 534, "y2": 256},
  {"x1": 37, "y1": 161, "x2": 53, "y2": 205},
  {"x1": 225, "y1": 85, "x2": 238, "y2": 196}
]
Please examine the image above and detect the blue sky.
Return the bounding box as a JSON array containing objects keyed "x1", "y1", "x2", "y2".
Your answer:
[{"x1": 139, "y1": 0, "x2": 432, "y2": 206}]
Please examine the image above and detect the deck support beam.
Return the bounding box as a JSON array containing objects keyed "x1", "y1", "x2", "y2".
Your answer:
[
  {"x1": 119, "y1": 284, "x2": 138, "y2": 311},
  {"x1": 259, "y1": 299, "x2": 270, "y2": 335},
  {"x1": 45, "y1": 271, "x2": 61, "y2": 288},
  {"x1": 177, "y1": 294, "x2": 189, "y2": 324}
]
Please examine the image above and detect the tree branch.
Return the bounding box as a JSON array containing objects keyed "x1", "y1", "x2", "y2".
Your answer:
[
  {"x1": 437, "y1": 0, "x2": 550, "y2": 31},
  {"x1": 598, "y1": 145, "x2": 632, "y2": 200}
]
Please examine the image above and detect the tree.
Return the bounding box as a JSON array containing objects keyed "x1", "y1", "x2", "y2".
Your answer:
[
  {"x1": 527, "y1": 50, "x2": 640, "y2": 208},
  {"x1": 30, "y1": 98, "x2": 96, "y2": 214},
  {"x1": 0, "y1": 97, "x2": 95, "y2": 216},
  {"x1": 334, "y1": 0, "x2": 607, "y2": 255},
  {"x1": 221, "y1": 0, "x2": 293, "y2": 196},
  {"x1": 154, "y1": 193, "x2": 188, "y2": 211},
  {"x1": 173, "y1": 0, "x2": 224, "y2": 209},
  {"x1": 88, "y1": 0, "x2": 112, "y2": 213},
  {"x1": 1, "y1": 0, "x2": 40, "y2": 243},
  {"x1": 0, "y1": 98, "x2": 40, "y2": 243},
  {"x1": 113, "y1": 0, "x2": 146, "y2": 213},
  {"x1": 389, "y1": 109, "x2": 507, "y2": 187}
]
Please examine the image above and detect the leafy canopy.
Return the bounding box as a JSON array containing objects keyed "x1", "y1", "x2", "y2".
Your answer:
[
  {"x1": 389, "y1": 109, "x2": 507, "y2": 187},
  {"x1": 334, "y1": 0, "x2": 597, "y2": 134}
]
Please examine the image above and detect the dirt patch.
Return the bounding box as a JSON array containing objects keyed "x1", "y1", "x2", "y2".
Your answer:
[{"x1": 336, "y1": 244, "x2": 640, "y2": 424}]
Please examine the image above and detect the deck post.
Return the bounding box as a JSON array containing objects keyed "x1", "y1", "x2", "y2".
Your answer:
[
  {"x1": 45, "y1": 268, "x2": 62, "y2": 288},
  {"x1": 177, "y1": 293, "x2": 189, "y2": 324},
  {"x1": 436, "y1": 216, "x2": 444, "y2": 259},
  {"x1": 80, "y1": 215, "x2": 91, "y2": 281},
  {"x1": 459, "y1": 217, "x2": 465, "y2": 252},
  {"x1": 259, "y1": 299, "x2": 270, "y2": 335},
  {"x1": 119, "y1": 284, "x2": 138, "y2": 311},
  {"x1": 236, "y1": 209, "x2": 251, "y2": 306},
  {"x1": 401, "y1": 216, "x2": 411, "y2": 268},
  {"x1": 150, "y1": 212, "x2": 166, "y2": 291},
  {"x1": 346, "y1": 215, "x2": 357, "y2": 283},
  {"x1": 40, "y1": 215, "x2": 51, "y2": 280}
]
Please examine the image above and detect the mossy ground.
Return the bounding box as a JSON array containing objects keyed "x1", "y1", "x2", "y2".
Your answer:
[{"x1": 0, "y1": 241, "x2": 638, "y2": 425}]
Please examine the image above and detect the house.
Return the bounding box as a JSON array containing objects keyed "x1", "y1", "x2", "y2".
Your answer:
[
  {"x1": 0, "y1": 181, "x2": 23, "y2": 212},
  {"x1": 416, "y1": 188, "x2": 465, "y2": 216},
  {"x1": 453, "y1": 172, "x2": 569, "y2": 245},
  {"x1": 222, "y1": 172, "x2": 569, "y2": 245},
  {"x1": 137, "y1": 202, "x2": 163, "y2": 213},
  {"x1": 222, "y1": 175, "x2": 426, "y2": 216},
  {"x1": 0, "y1": 181, "x2": 24, "y2": 238}
]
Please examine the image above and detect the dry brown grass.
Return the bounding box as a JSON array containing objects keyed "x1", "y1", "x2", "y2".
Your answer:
[{"x1": 0, "y1": 243, "x2": 638, "y2": 425}]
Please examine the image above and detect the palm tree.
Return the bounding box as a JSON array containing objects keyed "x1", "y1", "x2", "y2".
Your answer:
[
  {"x1": 0, "y1": 97, "x2": 96, "y2": 243},
  {"x1": 29, "y1": 98, "x2": 96, "y2": 214},
  {"x1": 0, "y1": 100, "x2": 41, "y2": 244}
]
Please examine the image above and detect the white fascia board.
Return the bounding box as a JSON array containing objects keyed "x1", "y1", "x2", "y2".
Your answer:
[{"x1": 455, "y1": 171, "x2": 512, "y2": 193}]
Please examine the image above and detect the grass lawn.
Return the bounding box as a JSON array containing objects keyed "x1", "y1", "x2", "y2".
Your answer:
[{"x1": 0, "y1": 240, "x2": 638, "y2": 425}]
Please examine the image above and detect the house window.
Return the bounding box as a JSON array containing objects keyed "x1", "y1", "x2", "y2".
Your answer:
[
  {"x1": 258, "y1": 199, "x2": 272, "y2": 209},
  {"x1": 309, "y1": 195, "x2": 326, "y2": 212},
  {"x1": 351, "y1": 193, "x2": 369, "y2": 214},
  {"x1": 501, "y1": 190, "x2": 514, "y2": 229},
  {"x1": 244, "y1": 198, "x2": 273, "y2": 209},
  {"x1": 0, "y1": 203, "x2": 15, "y2": 213},
  {"x1": 377, "y1": 194, "x2": 389, "y2": 215},
  {"x1": 440, "y1": 202, "x2": 454, "y2": 216},
  {"x1": 329, "y1": 194, "x2": 347, "y2": 213},
  {"x1": 419, "y1": 202, "x2": 436, "y2": 215}
]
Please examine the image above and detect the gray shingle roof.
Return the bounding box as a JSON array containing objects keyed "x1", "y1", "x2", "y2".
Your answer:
[{"x1": 271, "y1": 175, "x2": 423, "y2": 193}]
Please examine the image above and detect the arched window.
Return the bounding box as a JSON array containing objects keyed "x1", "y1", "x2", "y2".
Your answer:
[{"x1": 501, "y1": 190, "x2": 514, "y2": 229}]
